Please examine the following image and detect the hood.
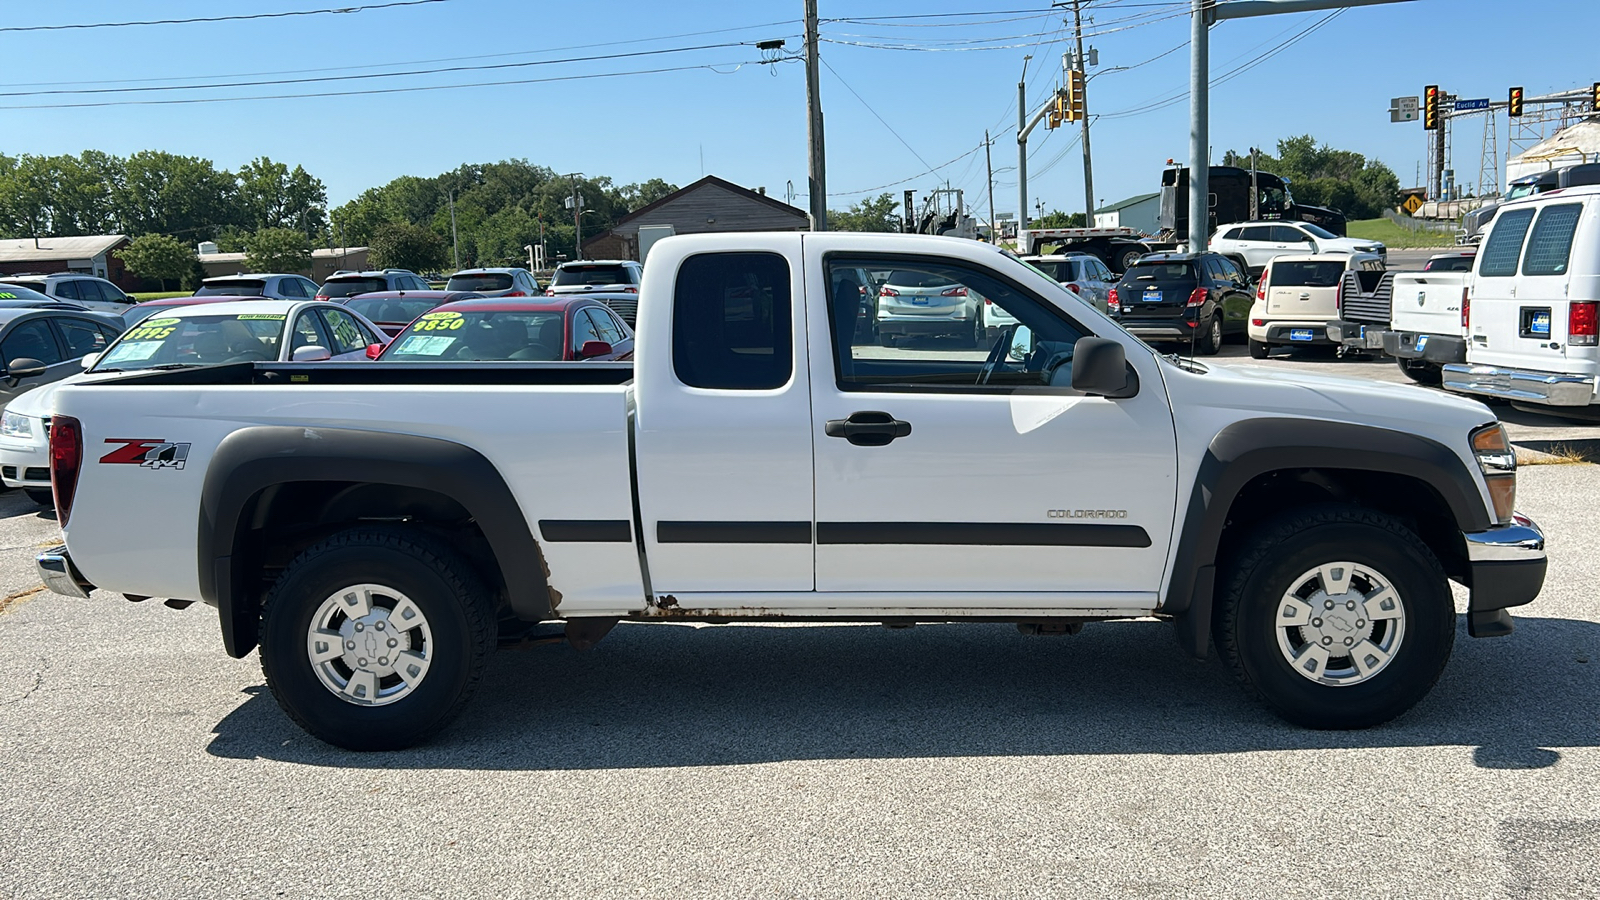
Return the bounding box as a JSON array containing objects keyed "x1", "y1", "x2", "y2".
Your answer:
[{"x1": 7, "y1": 370, "x2": 124, "y2": 419}]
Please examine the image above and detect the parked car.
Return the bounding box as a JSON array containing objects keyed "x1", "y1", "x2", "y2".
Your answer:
[
  {"x1": 336, "y1": 291, "x2": 484, "y2": 339},
  {"x1": 1383, "y1": 268, "x2": 1471, "y2": 384},
  {"x1": 0, "y1": 284, "x2": 94, "y2": 311},
  {"x1": 1246, "y1": 252, "x2": 1386, "y2": 359},
  {"x1": 194, "y1": 273, "x2": 322, "y2": 301},
  {"x1": 1442, "y1": 185, "x2": 1600, "y2": 414},
  {"x1": 544, "y1": 259, "x2": 643, "y2": 296},
  {"x1": 379, "y1": 297, "x2": 632, "y2": 362},
  {"x1": 0, "y1": 273, "x2": 138, "y2": 312},
  {"x1": 1111, "y1": 252, "x2": 1253, "y2": 354},
  {"x1": 121, "y1": 294, "x2": 271, "y2": 328},
  {"x1": 0, "y1": 306, "x2": 123, "y2": 420},
  {"x1": 1422, "y1": 250, "x2": 1476, "y2": 273},
  {"x1": 1211, "y1": 221, "x2": 1385, "y2": 273},
  {"x1": 444, "y1": 268, "x2": 541, "y2": 298},
  {"x1": 875, "y1": 268, "x2": 985, "y2": 347},
  {"x1": 315, "y1": 269, "x2": 431, "y2": 301},
  {"x1": 1020, "y1": 253, "x2": 1117, "y2": 311}
]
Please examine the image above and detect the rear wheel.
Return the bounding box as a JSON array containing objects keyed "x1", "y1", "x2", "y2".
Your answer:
[
  {"x1": 1114, "y1": 245, "x2": 1145, "y2": 273},
  {"x1": 258, "y1": 527, "x2": 497, "y2": 750},
  {"x1": 24, "y1": 488, "x2": 53, "y2": 506},
  {"x1": 1215, "y1": 505, "x2": 1454, "y2": 729},
  {"x1": 1197, "y1": 314, "x2": 1223, "y2": 356},
  {"x1": 1395, "y1": 358, "x2": 1442, "y2": 385},
  {"x1": 1249, "y1": 338, "x2": 1270, "y2": 360}
]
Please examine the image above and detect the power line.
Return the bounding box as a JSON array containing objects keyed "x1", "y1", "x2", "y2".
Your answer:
[
  {"x1": 828, "y1": 143, "x2": 988, "y2": 198},
  {"x1": 819, "y1": 57, "x2": 937, "y2": 176},
  {"x1": 0, "y1": 0, "x2": 451, "y2": 33}
]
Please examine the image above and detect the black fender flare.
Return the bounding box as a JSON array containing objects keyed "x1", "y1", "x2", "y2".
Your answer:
[
  {"x1": 198, "y1": 426, "x2": 551, "y2": 658},
  {"x1": 1165, "y1": 418, "x2": 1493, "y2": 659}
]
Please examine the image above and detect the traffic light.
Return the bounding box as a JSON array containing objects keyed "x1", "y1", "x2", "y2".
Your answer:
[
  {"x1": 1066, "y1": 69, "x2": 1086, "y2": 123},
  {"x1": 1508, "y1": 86, "x2": 1524, "y2": 118},
  {"x1": 1424, "y1": 85, "x2": 1440, "y2": 130},
  {"x1": 1593, "y1": 82, "x2": 1600, "y2": 112},
  {"x1": 1048, "y1": 92, "x2": 1064, "y2": 129}
]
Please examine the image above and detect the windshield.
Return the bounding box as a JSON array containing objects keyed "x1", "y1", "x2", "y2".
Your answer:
[
  {"x1": 553, "y1": 265, "x2": 629, "y2": 287},
  {"x1": 1505, "y1": 183, "x2": 1538, "y2": 201},
  {"x1": 95, "y1": 313, "x2": 286, "y2": 370},
  {"x1": 0, "y1": 284, "x2": 57, "y2": 304},
  {"x1": 1423, "y1": 256, "x2": 1474, "y2": 272},
  {"x1": 381, "y1": 309, "x2": 566, "y2": 361},
  {"x1": 1300, "y1": 223, "x2": 1339, "y2": 240},
  {"x1": 194, "y1": 279, "x2": 266, "y2": 297},
  {"x1": 318, "y1": 278, "x2": 388, "y2": 298},
  {"x1": 346, "y1": 296, "x2": 441, "y2": 323},
  {"x1": 446, "y1": 273, "x2": 515, "y2": 292},
  {"x1": 1270, "y1": 261, "x2": 1346, "y2": 287}
]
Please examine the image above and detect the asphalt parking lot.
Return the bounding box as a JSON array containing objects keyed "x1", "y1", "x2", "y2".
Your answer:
[{"x1": 2, "y1": 429, "x2": 1599, "y2": 896}]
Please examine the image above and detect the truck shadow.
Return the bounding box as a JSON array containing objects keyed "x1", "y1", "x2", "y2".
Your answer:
[{"x1": 206, "y1": 615, "x2": 1600, "y2": 770}]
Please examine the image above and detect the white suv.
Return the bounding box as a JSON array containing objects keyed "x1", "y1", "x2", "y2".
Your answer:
[
  {"x1": 1212, "y1": 222, "x2": 1385, "y2": 273},
  {"x1": 194, "y1": 273, "x2": 322, "y2": 301},
  {"x1": 545, "y1": 260, "x2": 643, "y2": 296},
  {"x1": 0, "y1": 273, "x2": 137, "y2": 312}
]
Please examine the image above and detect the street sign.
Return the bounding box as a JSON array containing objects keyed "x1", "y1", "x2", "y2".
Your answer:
[
  {"x1": 1389, "y1": 96, "x2": 1418, "y2": 123},
  {"x1": 1402, "y1": 194, "x2": 1424, "y2": 215},
  {"x1": 1453, "y1": 98, "x2": 1490, "y2": 111}
]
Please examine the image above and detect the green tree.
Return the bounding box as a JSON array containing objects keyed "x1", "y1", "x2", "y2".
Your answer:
[
  {"x1": 1222, "y1": 135, "x2": 1401, "y2": 219},
  {"x1": 619, "y1": 178, "x2": 679, "y2": 212},
  {"x1": 828, "y1": 193, "x2": 902, "y2": 232},
  {"x1": 117, "y1": 151, "x2": 244, "y2": 239},
  {"x1": 119, "y1": 233, "x2": 194, "y2": 290},
  {"x1": 244, "y1": 227, "x2": 313, "y2": 273},
  {"x1": 238, "y1": 156, "x2": 327, "y2": 237},
  {"x1": 1033, "y1": 210, "x2": 1087, "y2": 229},
  {"x1": 368, "y1": 222, "x2": 447, "y2": 272}
]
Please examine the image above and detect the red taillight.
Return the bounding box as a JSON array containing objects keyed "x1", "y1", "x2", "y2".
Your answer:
[
  {"x1": 1065, "y1": 282, "x2": 1081, "y2": 295},
  {"x1": 1462, "y1": 287, "x2": 1470, "y2": 329},
  {"x1": 1108, "y1": 288, "x2": 1120, "y2": 312},
  {"x1": 1186, "y1": 287, "x2": 1208, "y2": 308},
  {"x1": 880, "y1": 287, "x2": 899, "y2": 297},
  {"x1": 314, "y1": 294, "x2": 329, "y2": 302},
  {"x1": 544, "y1": 289, "x2": 556, "y2": 297},
  {"x1": 504, "y1": 290, "x2": 526, "y2": 297},
  {"x1": 1256, "y1": 270, "x2": 1268, "y2": 303},
  {"x1": 623, "y1": 287, "x2": 639, "y2": 294},
  {"x1": 1251, "y1": 318, "x2": 1266, "y2": 326},
  {"x1": 1570, "y1": 301, "x2": 1598, "y2": 346},
  {"x1": 49, "y1": 415, "x2": 82, "y2": 527},
  {"x1": 940, "y1": 286, "x2": 968, "y2": 297}
]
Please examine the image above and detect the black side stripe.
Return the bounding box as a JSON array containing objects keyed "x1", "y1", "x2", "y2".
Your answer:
[
  {"x1": 539, "y1": 519, "x2": 633, "y2": 542},
  {"x1": 657, "y1": 521, "x2": 811, "y2": 544},
  {"x1": 817, "y1": 522, "x2": 1151, "y2": 548}
]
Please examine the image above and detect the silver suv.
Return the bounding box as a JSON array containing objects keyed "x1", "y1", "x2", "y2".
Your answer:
[
  {"x1": 445, "y1": 268, "x2": 541, "y2": 298},
  {"x1": 193, "y1": 273, "x2": 321, "y2": 301},
  {"x1": 315, "y1": 269, "x2": 431, "y2": 301},
  {"x1": 0, "y1": 273, "x2": 137, "y2": 313}
]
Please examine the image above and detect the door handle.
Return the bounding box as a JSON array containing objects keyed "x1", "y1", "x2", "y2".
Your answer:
[{"x1": 824, "y1": 410, "x2": 912, "y2": 446}]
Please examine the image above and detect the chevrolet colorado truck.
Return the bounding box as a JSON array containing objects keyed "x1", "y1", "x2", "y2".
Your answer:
[{"x1": 36, "y1": 232, "x2": 1547, "y2": 750}]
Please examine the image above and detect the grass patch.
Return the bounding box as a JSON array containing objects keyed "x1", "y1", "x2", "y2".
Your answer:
[
  {"x1": 1346, "y1": 218, "x2": 1458, "y2": 248},
  {"x1": 1516, "y1": 443, "x2": 1593, "y2": 466},
  {"x1": 131, "y1": 291, "x2": 192, "y2": 301}
]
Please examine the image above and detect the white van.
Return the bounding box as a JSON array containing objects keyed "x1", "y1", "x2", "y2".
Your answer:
[{"x1": 1442, "y1": 185, "x2": 1600, "y2": 411}]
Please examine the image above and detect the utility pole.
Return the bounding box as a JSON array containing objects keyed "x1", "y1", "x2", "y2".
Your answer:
[
  {"x1": 567, "y1": 175, "x2": 584, "y2": 260},
  {"x1": 1068, "y1": 0, "x2": 1096, "y2": 225},
  {"x1": 1017, "y1": 56, "x2": 1031, "y2": 235},
  {"x1": 804, "y1": 0, "x2": 828, "y2": 231},
  {"x1": 447, "y1": 189, "x2": 459, "y2": 270},
  {"x1": 984, "y1": 130, "x2": 997, "y2": 242}
]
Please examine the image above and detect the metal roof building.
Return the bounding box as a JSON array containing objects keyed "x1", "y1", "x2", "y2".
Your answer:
[{"x1": 0, "y1": 234, "x2": 132, "y2": 288}]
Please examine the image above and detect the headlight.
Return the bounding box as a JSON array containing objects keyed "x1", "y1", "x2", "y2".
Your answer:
[
  {"x1": 0, "y1": 410, "x2": 33, "y2": 439},
  {"x1": 1471, "y1": 423, "x2": 1516, "y2": 523}
]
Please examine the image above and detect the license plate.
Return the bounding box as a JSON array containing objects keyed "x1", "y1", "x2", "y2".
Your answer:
[
  {"x1": 1416, "y1": 334, "x2": 1429, "y2": 351},
  {"x1": 1289, "y1": 328, "x2": 1315, "y2": 341},
  {"x1": 1143, "y1": 288, "x2": 1161, "y2": 303},
  {"x1": 1530, "y1": 313, "x2": 1550, "y2": 336},
  {"x1": 911, "y1": 297, "x2": 929, "y2": 306}
]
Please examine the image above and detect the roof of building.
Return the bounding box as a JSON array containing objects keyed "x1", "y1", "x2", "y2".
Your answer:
[
  {"x1": 1094, "y1": 192, "x2": 1161, "y2": 214},
  {"x1": 612, "y1": 175, "x2": 808, "y2": 228},
  {"x1": 196, "y1": 247, "x2": 370, "y2": 265},
  {"x1": 0, "y1": 234, "x2": 128, "y2": 262},
  {"x1": 1511, "y1": 117, "x2": 1600, "y2": 163}
]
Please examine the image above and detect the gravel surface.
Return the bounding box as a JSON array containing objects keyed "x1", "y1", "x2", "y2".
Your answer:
[{"x1": 2, "y1": 461, "x2": 1598, "y2": 899}]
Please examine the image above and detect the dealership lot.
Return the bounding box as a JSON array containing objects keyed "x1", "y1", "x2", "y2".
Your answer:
[{"x1": 2, "y1": 439, "x2": 1597, "y2": 898}]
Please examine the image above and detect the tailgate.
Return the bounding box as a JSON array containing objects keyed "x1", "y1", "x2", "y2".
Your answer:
[
  {"x1": 1390, "y1": 275, "x2": 1464, "y2": 335},
  {"x1": 1266, "y1": 285, "x2": 1337, "y2": 317}
]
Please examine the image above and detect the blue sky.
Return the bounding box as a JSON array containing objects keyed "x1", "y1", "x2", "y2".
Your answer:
[{"x1": 2, "y1": 0, "x2": 1594, "y2": 218}]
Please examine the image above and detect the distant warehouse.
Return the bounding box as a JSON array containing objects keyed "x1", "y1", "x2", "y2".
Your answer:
[{"x1": 0, "y1": 234, "x2": 133, "y2": 290}]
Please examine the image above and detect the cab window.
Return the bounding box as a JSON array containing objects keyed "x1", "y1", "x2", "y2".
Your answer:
[{"x1": 672, "y1": 252, "x2": 791, "y2": 390}]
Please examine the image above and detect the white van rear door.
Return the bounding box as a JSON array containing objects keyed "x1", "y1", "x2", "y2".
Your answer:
[{"x1": 1470, "y1": 199, "x2": 1596, "y2": 376}]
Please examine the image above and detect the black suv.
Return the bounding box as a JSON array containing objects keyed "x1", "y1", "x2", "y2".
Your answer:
[{"x1": 1110, "y1": 252, "x2": 1253, "y2": 355}]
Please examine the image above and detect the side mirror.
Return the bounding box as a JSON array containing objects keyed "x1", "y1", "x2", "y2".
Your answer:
[
  {"x1": 1007, "y1": 325, "x2": 1034, "y2": 362},
  {"x1": 365, "y1": 342, "x2": 386, "y2": 360},
  {"x1": 291, "y1": 345, "x2": 332, "y2": 362},
  {"x1": 1070, "y1": 338, "x2": 1138, "y2": 399},
  {"x1": 80, "y1": 352, "x2": 100, "y2": 370},
  {"x1": 7, "y1": 357, "x2": 46, "y2": 379},
  {"x1": 578, "y1": 340, "x2": 613, "y2": 359}
]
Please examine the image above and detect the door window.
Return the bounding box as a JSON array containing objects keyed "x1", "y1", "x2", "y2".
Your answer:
[
  {"x1": 53, "y1": 280, "x2": 81, "y2": 301},
  {"x1": 828, "y1": 256, "x2": 1088, "y2": 391},
  {"x1": 1479, "y1": 208, "x2": 1536, "y2": 277},
  {"x1": 290, "y1": 313, "x2": 327, "y2": 353},
  {"x1": 1520, "y1": 204, "x2": 1582, "y2": 276},
  {"x1": 572, "y1": 308, "x2": 603, "y2": 351},
  {"x1": 57, "y1": 318, "x2": 109, "y2": 356},
  {"x1": 278, "y1": 278, "x2": 306, "y2": 298},
  {"x1": 1271, "y1": 225, "x2": 1311, "y2": 243},
  {"x1": 1238, "y1": 225, "x2": 1273, "y2": 242},
  {"x1": 672, "y1": 252, "x2": 792, "y2": 390},
  {"x1": 79, "y1": 280, "x2": 113, "y2": 302},
  {"x1": 1, "y1": 319, "x2": 64, "y2": 366},
  {"x1": 317, "y1": 309, "x2": 368, "y2": 354},
  {"x1": 587, "y1": 307, "x2": 623, "y2": 344}
]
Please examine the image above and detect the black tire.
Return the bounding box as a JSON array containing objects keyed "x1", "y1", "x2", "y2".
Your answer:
[
  {"x1": 24, "y1": 488, "x2": 53, "y2": 506},
  {"x1": 1248, "y1": 338, "x2": 1270, "y2": 360},
  {"x1": 258, "y1": 526, "x2": 497, "y2": 750},
  {"x1": 1115, "y1": 245, "x2": 1145, "y2": 273},
  {"x1": 1214, "y1": 504, "x2": 1454, "y2": 729},
  {"x1": 1197, "y1": 314, "x2": 1223, "y2": 356},
  {"x1": 878, "y1": 332, "x2": 898, "y2": 349},
  {"x1": 1395, "y1": 358, "x2": 1442, "y2": 385}
]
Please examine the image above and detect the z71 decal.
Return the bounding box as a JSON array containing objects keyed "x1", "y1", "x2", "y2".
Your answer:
[{"x1": 100, "y1": 438, "x2": 192, "y2": 470}]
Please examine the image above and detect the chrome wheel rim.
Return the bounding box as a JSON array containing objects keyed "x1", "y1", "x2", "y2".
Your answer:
[
  {"x1": 1274, "y1": 562, "x2": 1405, "y2": 687},
  {"x1": 306, "y1": 583, "x2": 433, "y2": 706},
  {"x1": 1210, "y1": 316, "x2": 1222, "y2": 347}
]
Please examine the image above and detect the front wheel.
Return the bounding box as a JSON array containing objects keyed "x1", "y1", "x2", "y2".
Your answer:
[
  {"x1": 258, "y1": 527, "x2": 497, "y2": 750},
  {"x1": 1248, "y1": 338, "x2": 1270, "y2": 360},
  {"x1": 1215, "y1": 505, "x2": 1454, "y2": 729}
]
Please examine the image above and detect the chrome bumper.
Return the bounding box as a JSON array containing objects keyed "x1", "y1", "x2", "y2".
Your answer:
[
  {"x1": 1442, "y1": 363, "x2": 1596, "y2": 407},
  {"x1": 36, "y1": 545, "x2": 93, "y2": 599},
  {"x1": 1461, "y1": 514, "x2": 1546, "y2": 638}
]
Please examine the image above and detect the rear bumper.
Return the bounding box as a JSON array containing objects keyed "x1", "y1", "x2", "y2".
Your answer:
[
  {"x1": 1441, "y1": 363, "x2": 1597, "y2": 407},
  {"x1": 1121, "y1": 315, "x2": 1195, "y2": 340},
  {"x1": 0, "y1": 441, "x2": 50, "y2": 489},
  {"x1": 878, "y1": 318, "x2": 973, "y2": 337},
  {"x1": 1382, "y1": 330, "x2": 1468, "y2": 364},
  {"x1": 36, "y1": 545, "x2": 94, "y2": 599},
  {"x1": 1257, "y1": 323, "x2": 1333, "y2": 345},
  {"x1": 1462, "y1": 515, "x2": 1547, "y2": 637},
  {"x1": 1325, "y1": 320, "x2": 1388, "y2": 349}
]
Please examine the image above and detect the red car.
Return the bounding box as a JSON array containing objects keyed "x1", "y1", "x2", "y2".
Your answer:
[
  {"x1": 377, "y1": 297, "x2": 634, "y2": 362},
  {"x1": 334, "y1": 290, "x2": 484, "y2": 339}
]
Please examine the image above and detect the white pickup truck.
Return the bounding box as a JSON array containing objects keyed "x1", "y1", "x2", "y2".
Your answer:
[
  {"x1": 1383, "y1": 269, "x2": 1470, "y2": 384},
  {"x1": 36, "y1": 233, "x2": 1547, "y2": 750}
]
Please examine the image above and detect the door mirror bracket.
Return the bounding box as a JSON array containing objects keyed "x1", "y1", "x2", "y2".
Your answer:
[{"x1": 1069, "y1": 338, "x2": 1139, "y2": 399}]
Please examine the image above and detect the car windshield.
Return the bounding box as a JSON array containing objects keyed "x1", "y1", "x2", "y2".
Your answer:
[
  {"x1": 94, "y1": 313, "x2": 286, "y2": 370},
  {"x1": 381, "y1": 310, "x2": 566, "y2": 361},
  {"x1": 552, "y1": 265, "x2": 629, "y2": 287},
  {"x1": 1423, "y1": 256, "x2": 1474, "y2": 272},
  {"x1": 1270, "y1": 261, "x2": 1346, "y2": 287},
  {"x1": 446, "y1": 273, "x2": 515, "y2": 292},
  {"x1": 1300, "y1": 223, "x2": 1340, "y2": 240},
  {"x1": 194, "y1": 279, "x2": 266, "y2": 296},
  {"x1": 1126, "y1": 262, "x2": 1194, "y2": 281},
  {"x1": 318, "y1": 278, "x2": 388, "y2": 298},
  {"x1": 345, "y1": 296, "x2": 442, "y2": 323},
  {"x1": 0, "y1": 284, "x2": 57, "y2": 304}
]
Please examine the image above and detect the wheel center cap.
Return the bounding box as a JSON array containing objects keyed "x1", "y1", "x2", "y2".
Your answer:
[
  {"x1": 1299, "y1": 589, "x2": 1372, "y2": 652},
  {"x1": 339, "y1": 609, "x2": 407, "y2": 677}
]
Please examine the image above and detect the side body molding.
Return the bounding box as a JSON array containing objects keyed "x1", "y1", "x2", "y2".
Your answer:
[
  {"x1": 1165, "y1": 417, "x2": 1493, "y2": 659},
  {"x1": 198, "y1": 426, "x2": 551, "y2": 657}
]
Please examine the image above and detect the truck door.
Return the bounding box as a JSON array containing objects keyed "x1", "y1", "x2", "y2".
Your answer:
[
  {"x1": 805, "y1": 241, "x2": 1178, "y2": 609},
  {"x1": 632, "y1": 239, "x2": 815, "y2": 593}
]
